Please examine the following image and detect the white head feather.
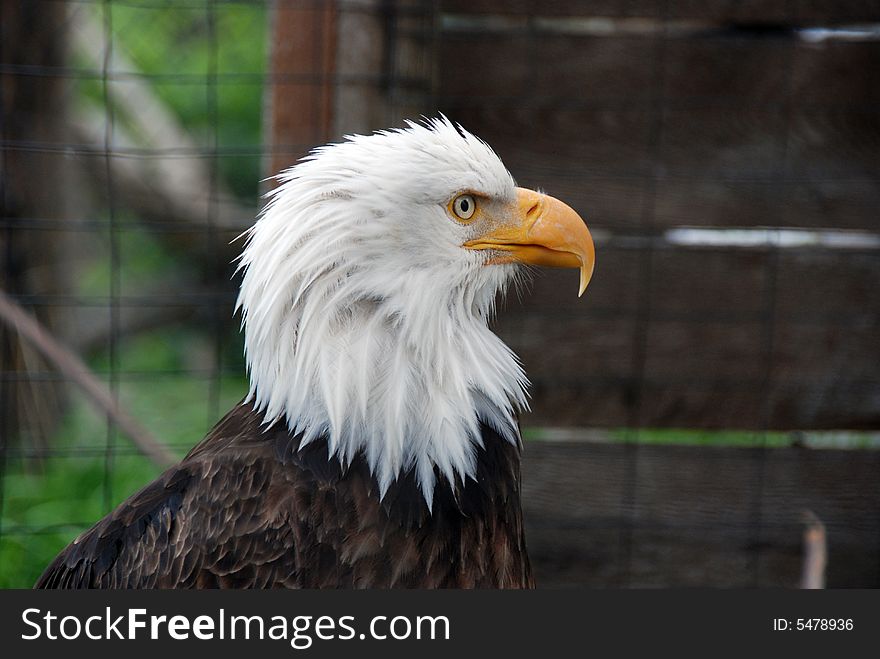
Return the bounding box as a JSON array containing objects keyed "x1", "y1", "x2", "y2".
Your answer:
[{"x1": 236, "y1": 118, "x2": 529, "y2": 507}]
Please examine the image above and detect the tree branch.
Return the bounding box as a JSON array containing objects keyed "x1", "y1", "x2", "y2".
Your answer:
[{"x1": 0, "y1": 289, "x2": 176, "y2": 468}]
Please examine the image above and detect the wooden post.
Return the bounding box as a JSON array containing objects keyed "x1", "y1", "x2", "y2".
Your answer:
[
  {"x1": 266, "y1": 1, "x2": 338, "y2": 178},
  {"x1": 0, "y1": 0, "x2": 79, "y2": 449},
  {"x1": 265, "y1": 0, "x2": 438, "y2": 179}
]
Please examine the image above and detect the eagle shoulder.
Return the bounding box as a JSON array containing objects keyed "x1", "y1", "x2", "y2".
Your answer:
[
  {"x1": 35, "y1": 401, "x2": 534, "y2": 589},
  {"x1": 35, "y1": 404, "x2": 301, "y2": 588}
]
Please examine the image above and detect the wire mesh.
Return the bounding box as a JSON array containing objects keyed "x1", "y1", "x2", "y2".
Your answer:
[{"x1": 0, "y1": 0, "x2": 878, "y2": 588}]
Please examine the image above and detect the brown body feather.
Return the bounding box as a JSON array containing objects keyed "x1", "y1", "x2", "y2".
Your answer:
[{"x1": 35, "y1": 401, "x2": 533, "y2": 588}]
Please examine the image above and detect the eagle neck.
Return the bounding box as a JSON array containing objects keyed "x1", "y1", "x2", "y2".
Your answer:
[{"x1": 244, "y1": 278, "x2": 528, "y2": 509}]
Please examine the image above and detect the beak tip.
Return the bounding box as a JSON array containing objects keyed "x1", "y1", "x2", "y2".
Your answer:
[{"x1": 577, "y1": 262, "x2": 593, "y2": 298}]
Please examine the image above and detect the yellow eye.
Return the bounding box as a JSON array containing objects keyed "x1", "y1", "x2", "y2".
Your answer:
[{"x1": 451, "y1": 194, "x2": 477, "y2": 221}]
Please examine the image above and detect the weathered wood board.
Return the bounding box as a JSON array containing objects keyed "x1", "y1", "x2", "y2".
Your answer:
[
  {"x1": 439, "y1": 31, "x2": 880, "y2": 231},
  {"x1": 434, "y1": 3, "x2": 880, "y2": 429},
  {"x1": 522, "y1": 441, "x2": 880, "y2": 587},
  {"x1": 440, "y1": 0, "x2": 880, "y2": 24},
  {"x1": 494, "y1": 246, "x2": 880, "y2": 429}
]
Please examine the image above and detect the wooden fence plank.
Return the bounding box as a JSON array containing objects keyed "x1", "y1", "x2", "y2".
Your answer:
[
  {"x1": 267, "y1": 2, "x2": 337, "y2": 176},
  {"x1": 440, "y1": 1, "x2": 880, "y2": 24},
  {"x1": 264, "y1": 0, "x2": 880, "y2": 430},
  {"x1": 500, "y1": 248, "x2": 880, "y2": 333},
  {"x1": 495, "y1": 249, "x2": 880, "y2": 429},
  {"x1": 775, "y1": 251, "x2": 880, "y2": 320},
  {"x1": 438, "y1": 32, "x2": 880, "y2": 229},
  {"x1": 522, "y1": 441, "x2": 880, "y2": 586}
]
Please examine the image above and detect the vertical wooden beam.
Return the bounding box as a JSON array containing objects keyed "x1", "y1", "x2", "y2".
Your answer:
[
  {"x1": 266, "y1": 0, "x2": 338, "y2": 177},
  {"x1": 265, "y1": 0, "x2": 439, "y2": 179},
  {"x1": 0, "y1": 0, "x2": 75, "y2": 448}
]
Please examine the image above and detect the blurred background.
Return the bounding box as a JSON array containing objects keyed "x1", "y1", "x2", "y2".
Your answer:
[{"x1": 1, "y1": 0, "x2": 878, "y2": 588}]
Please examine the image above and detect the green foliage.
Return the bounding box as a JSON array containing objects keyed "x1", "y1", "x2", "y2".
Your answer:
[
  {"x1": 609, "y1": 428, "x2": 791, "y2": 447},
  {"x1": 521, "y1": 427, "x2": 880, "y2": 449},
  {"x1": 0, "y1": 372, "x2": 247, "y2": 588},
  {"x1": 0, "y1": 2, "x2": 263, "y2": 588},
  {"x1": 75, "y1": 218, "x2": 195, "y2": 296},
  {"x1": 79, "y1": 3, "x2": 268, "y2": 201},
  {"x1": 606, "y1": 428, "x2": 880, "y2": 449},
  {"x1": 0, "y1": 453, "x2": 162, "y2": 589}
]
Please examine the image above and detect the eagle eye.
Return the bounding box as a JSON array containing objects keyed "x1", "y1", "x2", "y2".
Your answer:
[{"x1": 450, "y1": 194, "x2": 477, "y2": 222}]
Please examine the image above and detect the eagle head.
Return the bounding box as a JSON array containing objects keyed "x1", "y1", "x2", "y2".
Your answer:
[{"x1": 237, "y1": 118, "x2": 594, "y2": 507}]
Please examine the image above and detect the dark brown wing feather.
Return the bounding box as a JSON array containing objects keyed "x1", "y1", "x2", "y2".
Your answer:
[{"x1": 35, "y1": 401, "x2": 533, "y2": 589}]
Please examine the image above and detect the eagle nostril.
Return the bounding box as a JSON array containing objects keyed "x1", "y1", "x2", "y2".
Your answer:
[{"x1": 526, "y1": 202, "x2": 540, "y2": 219}]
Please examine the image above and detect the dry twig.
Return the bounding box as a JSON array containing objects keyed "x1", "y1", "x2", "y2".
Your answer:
[
  {"x1": 0, "y1": 289, "x2": 176, "y2": 468},
  {"x1": 801, "y1": 509, "x2": 827, "y2": 589}
]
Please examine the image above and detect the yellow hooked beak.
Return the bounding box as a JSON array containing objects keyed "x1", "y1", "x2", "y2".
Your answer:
[{"x1": 464, "y1": 187, "x2": 595, "y2": 296}]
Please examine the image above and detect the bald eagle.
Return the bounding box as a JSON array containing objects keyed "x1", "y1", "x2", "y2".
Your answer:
[{"x1": 36, "y1": 119, "x2": 594, "y2": 589}]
